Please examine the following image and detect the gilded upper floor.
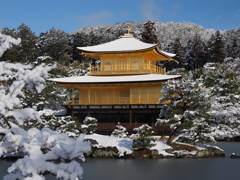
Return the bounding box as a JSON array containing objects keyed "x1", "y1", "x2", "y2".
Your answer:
[{"x1": 77, "y1": 33, "x2": 176, "y2": 76}]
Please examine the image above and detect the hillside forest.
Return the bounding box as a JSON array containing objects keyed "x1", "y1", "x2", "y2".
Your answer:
[{"x1": 1, "y1": 21, "x2": 240, "y2": 73}]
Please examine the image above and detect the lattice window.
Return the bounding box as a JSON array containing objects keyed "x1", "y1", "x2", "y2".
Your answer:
[{"x1": 104, "y1": 62, "x2": 112, "y2": 71}]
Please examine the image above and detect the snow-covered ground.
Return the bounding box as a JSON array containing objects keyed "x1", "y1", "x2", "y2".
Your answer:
[{"x1": 85, "y1": 133, "x2": 173, "y2": 156}]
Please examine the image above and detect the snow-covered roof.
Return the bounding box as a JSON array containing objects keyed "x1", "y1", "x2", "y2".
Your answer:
[
  {"x1": 50, "y1": 74, "x2": 181, "y2": 84},
  {"x1": 77, "y1": 34, "x2": 175, "y2": 57},
  {"x1": 77, "y1": 35, "x2": 155, "y2": 52}
]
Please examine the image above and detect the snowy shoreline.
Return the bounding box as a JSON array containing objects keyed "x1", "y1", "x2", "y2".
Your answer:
[{"x1": 83, "y1": 134, "x2": 226, "y2": 159}]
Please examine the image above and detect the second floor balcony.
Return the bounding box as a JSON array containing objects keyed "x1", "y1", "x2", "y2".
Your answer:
[{"x1": 89, "y1": 62, "x2": 166, "y2": 75}]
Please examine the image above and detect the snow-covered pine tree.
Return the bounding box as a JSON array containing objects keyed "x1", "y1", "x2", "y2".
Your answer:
[
  {"x1": 131, "y1": 124, "x2": 156, "y2": 150},
  {"x1": 191, "y1": 33, "x2": 207, "y2": 69},
  {"x1": 17, "y1": 23, "x2": 37, "y2": 63},
  {"x1": 168, "y1": 65, "x2": 240, "y2": 140},
  {"x1": 161, "y1": 42, "x2": 176, "y2": 71},
  {"x1": 179, "y1": 118, "x2": 215, "y2": 145},
  {"x1": 1, "y1": 24, "x2": 37, "y2": 63},
  {"x1": 140, "y1": 21, "x2": 158, "y2": 44},
  {"x1": 163, "y1": 38, "x2": 185, "y2": 70},
  {"x1": 111, "y1": 122, "x2": 128, "y2": 138},
  {"x1": 172, "y1": 38, "x2": 185, "y2": 68},
  {"x1": 198, "y1": 64, "x2": 240, "y2": 129},
  {"x1": 157, "y1": 76, "x2": 212, "y2": 145},
  {"x1": 0, "y1": 28, "x2": 20, "y2": 61},
  {"x1": 37, "y1": 28, "x2": 71, "y2": 65},
  {"x1": 184, "y1": 39, "x2": 195, "y2": 70},
  {"x1": 226, "y1": 38, "x2": 240, "y2": 59},
  {"x1": 207, "y1": 30, "x2": 226, "y2": 63},
  {"x1": 70, "y1": 32, "x2": 91, "y2": 62}
]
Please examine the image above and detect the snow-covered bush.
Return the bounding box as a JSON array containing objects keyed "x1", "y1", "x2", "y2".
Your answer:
[
  {"x1": 68, "y1": 60, "x2": 89, "y2": 77},
  {"x1": 210, "y1": 124, "x2": 240, "y2": 140},
  {"x1": 47, "y1": 116, "x2": 81, "y2": 138},
  {"x1": 68, "y1": 68, "x2": 88, "y2": 76},
  {"x1": 81, "y1": 117, "x2": 98, "y2": 134},
  {"x1": 224, "y1": 57, "x2": 240, "y2": 79},
  {"x1": 39, "y1": 113, "x2": 81, "y2": 138},
  {"x1": 131, "y1": 124, "x2": 156, "y2": 150},
  {"x1": 111, "y1": 122, "x2": 128, "y2": 138}
]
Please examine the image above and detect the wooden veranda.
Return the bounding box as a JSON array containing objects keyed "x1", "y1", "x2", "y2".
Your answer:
[{"x1": 64, "y1": 104, "x2": 171, "y2": 135}]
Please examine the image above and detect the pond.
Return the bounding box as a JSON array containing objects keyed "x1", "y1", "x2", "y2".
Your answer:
[{"x1": 1, "y1": 142, "x2": 240, "y2": 180}]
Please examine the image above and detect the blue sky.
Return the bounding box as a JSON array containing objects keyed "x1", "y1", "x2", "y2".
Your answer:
[{"x1": 1, "y1": 0, "x2": 239, "y2": 35}]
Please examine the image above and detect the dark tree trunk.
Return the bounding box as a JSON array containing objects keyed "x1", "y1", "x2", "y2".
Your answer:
[{"x1": 166, "y1": 127, "x2": 180, "y2": 145}]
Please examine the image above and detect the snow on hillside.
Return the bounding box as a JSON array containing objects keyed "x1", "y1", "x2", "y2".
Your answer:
[{"x1": 73, "y1": 21, "x2": 215, "y2": 47}]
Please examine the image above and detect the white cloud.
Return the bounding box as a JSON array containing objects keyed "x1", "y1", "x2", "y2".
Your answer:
[
  {"x1": 120, "y1": 10, "x2": 130, "y2": 17},
  {"x1": 138, "y1": 0, "x2": 163, "y2": 21},
  {"x1": 216, "y1": 15, "x2": 222, "y2": 21},
  {"x1": 170, "y1": 3, "x2": 181, "y2": 18},
  {"x1": 78, "y1": 10, "x2": 114, "y2": 28},
  {"x1": 234, "y1": 8, "x2": 240, "y2": 18}
]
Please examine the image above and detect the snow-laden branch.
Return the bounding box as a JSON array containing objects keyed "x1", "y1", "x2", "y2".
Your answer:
[
  {"x1": 0, "y1": 32, "x2": 92, "y2": 179},
  {"x1": 0, "y1": 62, "x2": 56, "y2": 127},
  {"x1": 0, "y1": 33, "x2": 21, "y2": 57},
  {"x1": 0, "y1": 127, "x2": 91, "y2": 179},
  {"x1": 4, "y1": 158, "x2": 83, "y2": 180}
]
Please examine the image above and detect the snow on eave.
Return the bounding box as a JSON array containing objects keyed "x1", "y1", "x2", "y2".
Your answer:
[
  {"x1": 160, "y1": 49, "x2": 176, "y2": 58},
  {"x1": 154, "y1": 47, "x2": 176, "y2": 61},
  {"x1": 49, "y1": 74, "x2": 182, "y2": 84}
]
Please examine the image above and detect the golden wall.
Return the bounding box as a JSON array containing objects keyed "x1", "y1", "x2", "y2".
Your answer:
[
  {"x1": 101, "y1": 55, "x2": 144, "y2": 71},
  {"x1": 68, "y1": 83, "x2": 163, "y2": 105}
]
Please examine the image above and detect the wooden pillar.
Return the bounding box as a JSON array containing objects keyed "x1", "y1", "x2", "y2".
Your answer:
[
  {"x1": 151, "y1": 111, "x2": 154, "y2": 127},
  {"x1": 71, "y1": 88, "x2": 74, "y2": 104},
  {"x1": 88, "y1": 87, "x2": 90, "y2": 104},
  {"x1": 129, "y1": 106, "x2": 132, "y2": 124},
  {"x1": 71, "y1": 110, "x2": 74, "y2": 118},
  {"x1": 134, "y1": 111, "x2": 137, "y2": 128},
  {"x1": 87, "y1": 106, "x2": 90, "y2": 117}
]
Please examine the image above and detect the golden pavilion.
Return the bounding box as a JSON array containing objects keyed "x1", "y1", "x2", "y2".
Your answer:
[{"x1": 51, "y1": 30, "x2": 181, "y2": 134}]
